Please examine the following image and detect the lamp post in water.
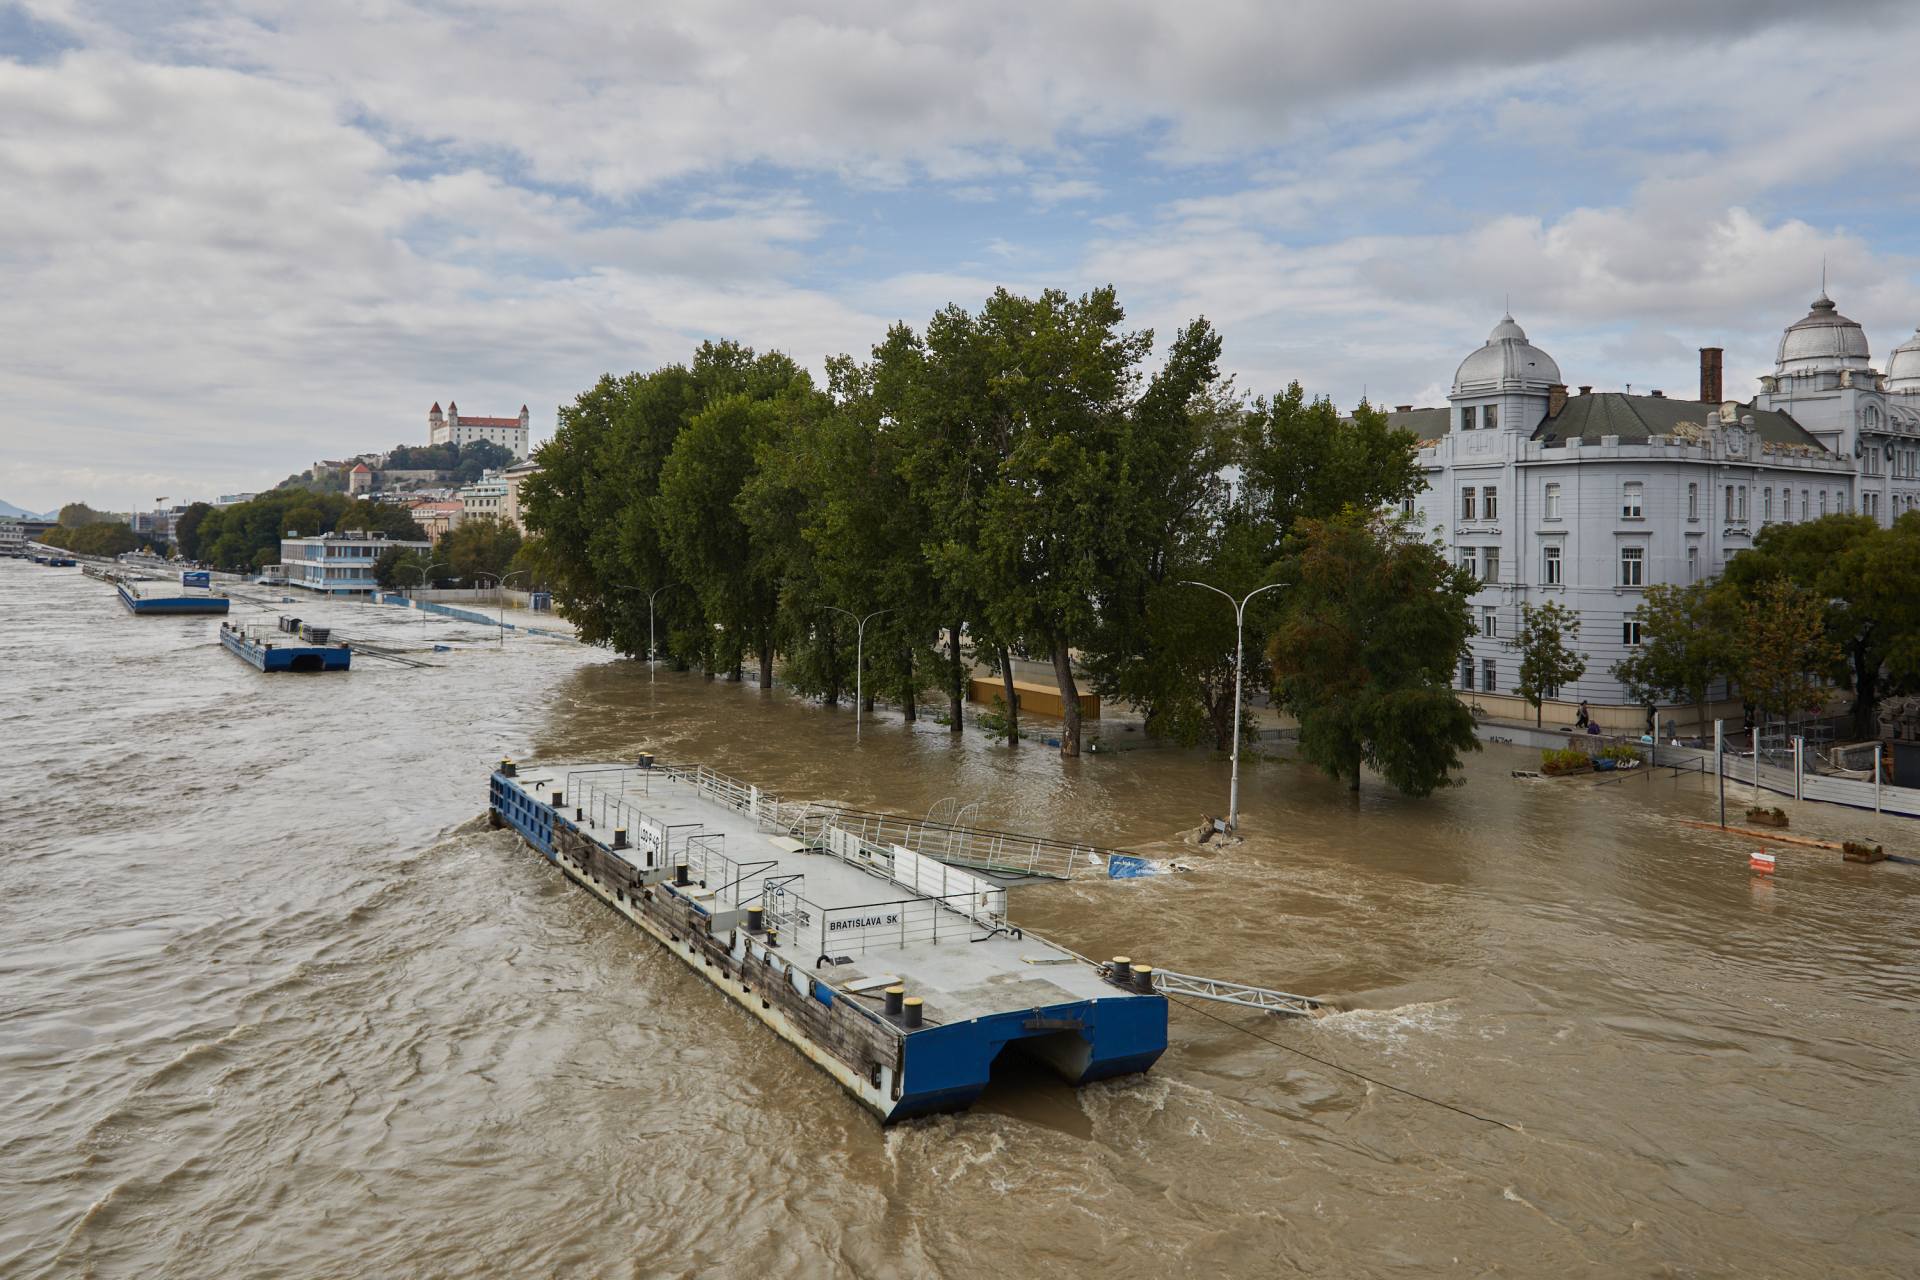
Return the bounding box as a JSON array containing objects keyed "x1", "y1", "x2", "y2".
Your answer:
[
  {"x1": 821, "y1": 605, "x2": 898, "y2": 742},
  {"x1": 1178, "y1": 579, "x2": 1289, "y2": 832},
  {"x1": 404, "y1": 560, "x2": 446, "y2": 623},
  {"x1": 476, "y1": 570, "x2": 530, "y2": 646},
  {"x1": 617, "y1": 582, "x2": 687, "y2": 683}
]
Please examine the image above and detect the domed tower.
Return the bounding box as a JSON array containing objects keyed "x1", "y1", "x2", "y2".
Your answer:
[
  {"x1": 1449, "y1": 313, "x2": 1561, "y2": 435},
  {"x1": 1771, "y1": 293, "x2": 1872, "y2": 380},
  {"x1": 1886, "y1": 328, "x2": 1920, "y2": 394},
  {"x1": 1754, "y1": 292, "x2": 1883, "y2": 506}
]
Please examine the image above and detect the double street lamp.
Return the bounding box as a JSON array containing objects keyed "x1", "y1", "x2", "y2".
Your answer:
[
  {"x1": 475, "y1": 570, "x2": 531, "y2": 647},
  {"x1": 1178, "y1": 579, "x2": 1289, "y2": 832},
  {"x1": 403, "y1": 560, "x2": 446, "y2": 623},
  {"x1": 821, "y1": 605, "x2": 897, "y2": 742}
]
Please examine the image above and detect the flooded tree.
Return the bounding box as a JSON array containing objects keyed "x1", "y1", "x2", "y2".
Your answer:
[{"x1": 1268, "y1": 512, "x2": 1480, "y2": 795}]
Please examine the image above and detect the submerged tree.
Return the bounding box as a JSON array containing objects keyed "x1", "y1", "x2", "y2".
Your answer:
[{"x1": 1268, "y1": 512, "x2": 1479, "y2": 795}]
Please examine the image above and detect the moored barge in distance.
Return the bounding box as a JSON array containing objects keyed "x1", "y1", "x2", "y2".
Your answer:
[
  {"x1": 489, "y1": 759, "x2": 1169, "y2": 1122},
  {"x1": 220, "y1": 620, "x2": 351, "y2": 672},
  {"x1": 110, "y1": 571, "x2": 231, "y2": 615}
]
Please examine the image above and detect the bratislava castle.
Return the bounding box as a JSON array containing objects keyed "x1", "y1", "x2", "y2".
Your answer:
[{"x1": 1394, "y1": 293, "x2": 1920, "y2": 732}]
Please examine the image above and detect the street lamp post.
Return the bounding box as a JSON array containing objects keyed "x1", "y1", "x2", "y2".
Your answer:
[
  {"x1": 477, "y1": 570, "x2": 530, "y2": 646},
  {"x1": 403, "y1": 560, "x2": 446, "y2": 622},
  {"x1": 1178, "y1": 579, "x2": 1289, "y2": 832},
  {"x1": 821, "y1": 605, "x2": 898, "y2": 742},
  {"x1": 616, "y1": 582, "x2": 686, "y2": 683}
]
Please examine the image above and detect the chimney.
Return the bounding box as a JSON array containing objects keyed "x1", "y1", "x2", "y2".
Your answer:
[
  {"x1": 1651, "y1": 389, "x2": 1664, "y2": 398},
  {"x1": 1699, "y1": 347, "x2": 1723, "y2": 404},
  {"x1": 1548, "y1": 383, "x2": 1568, "y2": 416},
  {"x1": 1579, "y1": 385, "x2": 1592, "y2": 396}
]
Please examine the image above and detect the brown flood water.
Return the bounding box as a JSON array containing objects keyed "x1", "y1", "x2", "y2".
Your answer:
[{"x1": 3, "y1": 558, "x2": 1917, "y2": 1278}]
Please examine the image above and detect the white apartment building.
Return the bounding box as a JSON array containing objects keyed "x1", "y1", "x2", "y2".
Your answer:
[
  {"x1": 428, "y1": 401, "x2": 530, "y2": 459},
  {"x1": 280, "y1": 530, "x2": 429, "y2": 596},
  {"x1": 1401, "y1": 306, "x2": 1861, "y2": 732},
  {"x1": 457, "y1": 475, "x2": 509, "y2": 521}
]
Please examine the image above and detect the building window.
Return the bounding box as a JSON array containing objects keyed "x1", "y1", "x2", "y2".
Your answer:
[
  {"x1": 1482, "y1": 486, "x2": 1499, "y2": 520},
  {"x1": 1459, "y1": 547, "x2": 1478, "y2": 578},
  {"x1": 1462, "y1": 405, "x2": 1478, "y2": 431},
  {"x1": 1725, "y1": 485, "x2": 1735, "y2": 520},
  {"x1": 1481, "y1": 605, "x2": 1498, "y2": 638},
  {"x1": 1687, "y1": 545, "x2": 1698, "y2": 582},
  {"x1": 1460, "y1": 657, "x2": 1475, "y2": 690},
  {"x1": 1763, "y1": 487, "x2": 1772, "y2": 522},
  {"x1": 1622, "y1": 620, "x2": 1643, "y2": 646},
  {"x1": 1737, "y1": 485, "x2": 1748, "y2": 522},
  {"x1": 1484, "y1": 404, "x2": 1499, "y2": 430},
  {"x1": 1620, "y1": 545, "x2": 1644, "y2": 586},
  {"x1": 1622, "y1": 482, "x2": 1643, "y2": 519},
  {"x1": 1401, "y1": 496, "x2": 1416, "y2": 518},
  {"x1": 1802, "y1": 489, "x2": 1810, "y2": 520},
  {"x1": 1461, "y1": 487, "x2": 1477, "y2": 521},
  {"x1": 1482, "y1": 658, "x2": 1498, "y2": 692},
  {"x1": 1543, "y1": 544, "x2": 1563, "y2": 585},
  {"x1": 1819, "y1": 491, "x2": 1828, "y2": 517},
  {"x1": 1687, "y1": 482, "x2": 1698, "y2": 519},
  {"x1": 1544, "y1": 482, "x2": 1561, "y2": 520},
  {"x1": 1483, "y1": 547, "x2": 1500, "y2": 583}
]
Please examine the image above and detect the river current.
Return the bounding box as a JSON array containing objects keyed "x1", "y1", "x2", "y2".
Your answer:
[{"x1": 2, "y1": 558, "x2": 1916, "y2": 1277}]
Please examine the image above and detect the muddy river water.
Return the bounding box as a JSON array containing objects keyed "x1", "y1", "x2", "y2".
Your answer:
[{"x1": 2, "y1": 558, "x2": 1916, "y2": 1277}]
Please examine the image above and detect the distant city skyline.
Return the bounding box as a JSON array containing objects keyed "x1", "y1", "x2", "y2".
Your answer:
[{"x1": 3, "y1": 0, "x2": 1919, "y2": 511}]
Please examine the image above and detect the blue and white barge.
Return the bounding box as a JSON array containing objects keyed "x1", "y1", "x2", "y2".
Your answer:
[
  {"x1": 105, "y1": 568, "x2": 230, "y2": 615},
  {"x1": 220, "y1": 620, "x2": 351, "y2": 672},
  {"x1": 489, "y1": 760, "x2": 1170, "y2": 1122}
]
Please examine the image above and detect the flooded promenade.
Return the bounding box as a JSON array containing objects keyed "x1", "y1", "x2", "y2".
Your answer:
[{"x1": 2, "y1": 557, "x2": 1915, "y2": 1277}]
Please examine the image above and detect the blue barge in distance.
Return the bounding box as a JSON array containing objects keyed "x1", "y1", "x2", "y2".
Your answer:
[
  {"x1": 489, "y1": 760, "x2": 1169, "y2": 1122},
  {"x1": 220, "y1": 620, "x2": 351, "y2": 672},
  {"x1": 112, "y1": 573, "x2": 230, "y2": 615}
]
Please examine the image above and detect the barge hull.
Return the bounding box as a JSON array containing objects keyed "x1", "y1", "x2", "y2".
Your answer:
[{"x1": 489, "y1": 767, "x2": 1168, "y2": 1122}]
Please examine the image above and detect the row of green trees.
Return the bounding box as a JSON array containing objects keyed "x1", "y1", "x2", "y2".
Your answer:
[
  {"x1": 1608, "y1": 513, "x2": 1920, "y2": 737},
  {"x1": 37, "y1": 521, "x2": 151, "y2": 556},
  {"x1": 174, "y1": 492, "x2": 426, "y2": 571},
  {"x1": 374, "y1": 515, "x2": 527, "y2": 590},
  {"x1": 524, "y1": 286, "x2": 1484, "y2": 794}
]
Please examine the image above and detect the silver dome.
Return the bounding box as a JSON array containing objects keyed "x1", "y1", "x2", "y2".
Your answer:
[
  {"x1": 1775, "y1": 293, "x2": 1872, "y2": 375},
  {"x1": 1453, "y1": 313, "x2": 1561, "y2": 393},
  {"x1": 1886, "y1": 327, "x2": 1920, "y2": 392}
]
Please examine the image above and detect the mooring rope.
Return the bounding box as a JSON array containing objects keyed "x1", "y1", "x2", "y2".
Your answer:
[{"x1": 1165, "y1": 994, "x2": 1520, "y2": 1132}]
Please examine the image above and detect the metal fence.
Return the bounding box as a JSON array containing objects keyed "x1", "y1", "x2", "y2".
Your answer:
[{"x1": 1709, "y1": 724, "x2": 1918, "y2": 817}]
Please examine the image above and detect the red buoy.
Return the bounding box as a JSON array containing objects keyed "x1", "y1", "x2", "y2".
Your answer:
[{"x1": 1749, "y1": 849, "x2": 1777, "y2": 875}]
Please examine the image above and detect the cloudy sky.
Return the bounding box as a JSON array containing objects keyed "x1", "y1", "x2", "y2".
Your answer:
[{"x1": 4, "y1": 0, "x2": 1920, "y2": 513}]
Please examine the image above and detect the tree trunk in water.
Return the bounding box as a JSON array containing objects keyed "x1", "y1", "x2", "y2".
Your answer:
[
  {"x1": 1349, "y1": 760, "x2": 1362, "y2": 792},
  {"x1": 900, "y1": 647, "x2": 916, "y2": 723},
  {"x1": 1051, "y1": 640, "x2": 1081, "y2": 758},
  {"x1": 998, "y1": 647, "x2": 1019, "y2": 746},
  {"x1": 1536, "y1": 699, "x2": 1543, "y2": 728},
  {"x1": 759, "y1": 643, "x2": 773, "y2": 689},
  {"x1": 947, "y1": 626, "x2": 965, "y2": 734},
  {"x1": 822, "y1": 634, "x2": 839, "y2": 706}
]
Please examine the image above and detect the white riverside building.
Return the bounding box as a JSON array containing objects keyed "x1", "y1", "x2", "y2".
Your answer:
[
  {"x1": 1393, "y1": 296, "x2": 1920, "y2": 734},
  {"x1": 280, "y1": 530, "x2": 429, "y2": 597}
]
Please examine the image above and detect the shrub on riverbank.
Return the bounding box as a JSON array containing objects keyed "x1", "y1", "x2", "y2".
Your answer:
[{"x1": 1541, "y1": 747, "x2": 1590, "y2": 776}]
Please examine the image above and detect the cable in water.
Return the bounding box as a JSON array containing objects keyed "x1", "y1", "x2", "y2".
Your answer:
[{"x1": 1165, "y1": 994, "x2": 1519, "y2": 1132}]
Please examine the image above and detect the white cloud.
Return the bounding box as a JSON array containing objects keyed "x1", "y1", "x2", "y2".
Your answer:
[{"x1": 3, "y1": 0, "x2": 1920, "y2": 510}]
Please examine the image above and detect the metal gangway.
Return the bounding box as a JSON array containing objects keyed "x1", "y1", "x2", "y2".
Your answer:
[
  {"x1": 644, "y1": 761, "x2": 1125, "y2": 881},
  {"x1": 1148, "y1": 967, "x2": 1323, "y2": 1018}
]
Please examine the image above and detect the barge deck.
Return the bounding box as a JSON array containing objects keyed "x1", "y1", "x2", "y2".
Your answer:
[
  {"x1": 489, "y1": 760, "x2": 1168, "y2": 1122},
  {"x1": 98, "y1": 566, "x2": 230, "y2": 615},
  {"x1": 220, "y1": 621, "x2": 351, "y2": 671}
]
